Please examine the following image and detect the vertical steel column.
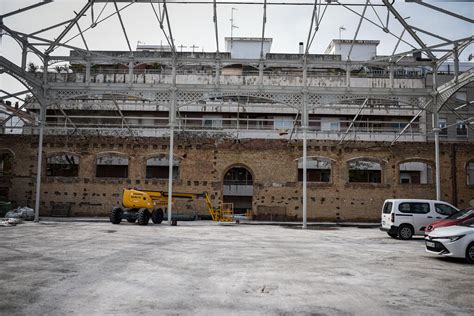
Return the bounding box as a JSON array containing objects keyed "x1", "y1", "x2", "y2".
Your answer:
[
  {"x1": 34, "y1": 103, "x2": 46, "y2": 222},
  {"x1": 302, "y1": 57, "x2": 308, "y2": 229},
  {"x1": 432, "y1": 67, "x2": 441, "y2": 200},
  {"x1": 215, "y1": 59, "x2": 220, "y2": 87},
  {"x1": 21, "y1": 35, "x2": 28, "y2": 70},
  {"x1": 128, "y1": 60, "x2": 133, "y2": 85},
  {"x1": 389, "y1": 63, "x2": 394, "y2": 89},
  {"x1": 167, "y1": 59, "x2": 177, "y2": 225},
  {"x1": 346, "y1": 64, "x2": 351, "y2": 87},
  {"x1": 85, "y1": 59, "x2": 91, "y2": 84}
]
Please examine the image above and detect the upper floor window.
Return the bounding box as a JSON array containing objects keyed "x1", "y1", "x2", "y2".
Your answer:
[
  {"x1": 467, "y1": 161, "x2": 474, "y2": 186},
  {"x1": 0, "y1": 150, "x2": 14, "y2": 175},
  {"x1": 96, "y1": 154, "x2": 128, "y2": 178},
  {"x1": 146, "y1": 156, "x2": 179, "y2": 179},
  {"x1": 456, "y1": 120, "x2": 467, "y2": 137},
  {"x1": 203, "y1": 115, "x2": 223, "y2": 128},
  {"x1": 348, "y1": 159, "x2": 382, "y2": 183},
  {"x1": 298, "y1": 158, "x2": 331, "y2": 183},
  {"x1": 438, "y1": 118, "x2": 447, "y2": 136},
  {"x1": 399, "y1": 161, "x2": 432, "y2": 184},
  {"x1": 224, "y1": 167, "x2": 253, "y2": 185},
  {"x1": 47, "y1": 154, "x2": 79, "y2": 177},
  {"x1": 321, "y1": 117, "x2": 340, "y2": 132},
  {"x1": 274, "y1": 116, "x2": 293, "y2": 130}
]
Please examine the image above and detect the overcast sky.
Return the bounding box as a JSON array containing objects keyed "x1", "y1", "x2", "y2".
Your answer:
[{"x1": 1, "y1": 0, "x2": 473, "y2": 99}]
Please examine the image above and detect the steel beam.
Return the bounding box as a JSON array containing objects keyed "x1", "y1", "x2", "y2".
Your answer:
[
  {"x1": 347, "y1": 0, "x2": 369, "y2": 61},
  {"x1": 407, "y1": 0, "x2": 474, "y2": 24},
  {"x1": 0, "y1": 24, "x2": 46, "y2": 59},
  {"x1": 45, "y1": 2, "x2": 93, "y2": 54},
  {"x1": 94, "y1": 0, "x2": 384, "y2": 6},
  {"x1": 113, "y1": 1, "x2": 133, "y2": 52},
  {"x1": 29, "y1": 19, "x2": 75, "y2": 36},
  {"x1": 339, "y1": 98, "x2": 369, "y2": 144},
  {"x1": 409, "y1": 25, "x2": 450, "y2": 43},
  {"x1": 382, "y1": 0, "x2": 436, "y2": 60},
  {"x1": 111, "y1": 98, "x2": 134, "y2": 136},
  {"x1": 0, "y1": 1, "x2": 52, "y2": 19},
  {"x1": 259, "y1": 0, "x2": 267, "y2": 60},
  {"x1": 337, "y1": 0, "x2": 417, "y2": 51},
  {"x1": 370, "y1": 36, "x2": 473, "y2": 63}
]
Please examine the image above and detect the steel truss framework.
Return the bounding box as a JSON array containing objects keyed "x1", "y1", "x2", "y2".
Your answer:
[{"x1": 0, "y1": 0, "x2": 473, "y2": 226}]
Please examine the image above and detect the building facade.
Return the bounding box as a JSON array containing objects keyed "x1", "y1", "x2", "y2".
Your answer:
[{"x1": 0, "y1": 38, "x2": 473, "y2": 221}]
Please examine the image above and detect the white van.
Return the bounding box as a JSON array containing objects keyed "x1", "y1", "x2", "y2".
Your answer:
[{"x1": 380, "y1": 199, "x2": 459, "y2": 240}]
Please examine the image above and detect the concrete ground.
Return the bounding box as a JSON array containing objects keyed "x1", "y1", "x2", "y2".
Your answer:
[{"x1": 0, "y1": 221, "x2": 473, "y2": 315}]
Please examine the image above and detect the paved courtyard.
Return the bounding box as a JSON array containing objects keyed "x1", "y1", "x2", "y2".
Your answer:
[{"x1": 0, "y1": 220, "x2": 473, "y2": 315}]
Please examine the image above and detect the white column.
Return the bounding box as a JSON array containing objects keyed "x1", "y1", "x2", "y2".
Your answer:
[
  {"x1": 85, "y1": 60, "x2": 91, "y2": 84},
  {"x1": 302, "y1": 57, "x2": 308, "y2": 229},
  {"x1": 167, "y1": 60, "x2": 177, "y2": 225},
  {"x1": 432, "y1": 68, "x2": 441, "y2": 200},
  {"x1": 34, "y1": 104, "x2": 46, "y2": 222},
  {"x1": 346, "y1": 64, "x2": 351, "y2": 88},
  {"x1": 302, "y1": 127, "x2": 308, "y2": 229},
  {"x1": 167, "y1": 124, "x2": 175, "y2": 224}
]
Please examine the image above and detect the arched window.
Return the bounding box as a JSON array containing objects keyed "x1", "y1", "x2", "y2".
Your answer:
[
  {"x1": 348, "y1": 159, "x2": 382, "y2": 183},
  {"x1": 297, "y1": 158, "x2": 331, "y2": 183},
  {"x1": 47, "y1": 154, "x2": 79, "y2": 177},
  {"x1": 224, "y1": 167, "x2": 253, "y2": 185},
  {"x1": 146, "y1": 156, "x2": 179, "y2": 179},
  {"x1": 96, "y1": 153, "x2": 128, "y2": 178},
  {"x1": 467, "y1": 161, "x2": 474, "y2": 185},
  {"x1": 399, "y1": 161, "x2": 432, "y2": 184},
  {"x1": 0, "y1": 150, "x2": 14, "y2": 175}
]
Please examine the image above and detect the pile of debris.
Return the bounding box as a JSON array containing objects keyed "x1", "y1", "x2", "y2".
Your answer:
[{"x1": 1, "y1": 207, "x2": 34, "y2": 227}]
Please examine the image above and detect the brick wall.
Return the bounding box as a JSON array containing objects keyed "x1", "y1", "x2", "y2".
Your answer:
[{"x1": 1, "y1": 134, "x2": 473, "y2": 222}]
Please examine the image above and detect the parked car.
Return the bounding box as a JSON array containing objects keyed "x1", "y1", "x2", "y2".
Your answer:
[
  {"x1": 425, "y1": 218, "x2": 474, "y2": 263},
  {"x1": 380, "y1": 199, "x2": 459, "y2": 240},
  {"x1": 425, "y1": 208, "x2": 474, "y2": 235}
]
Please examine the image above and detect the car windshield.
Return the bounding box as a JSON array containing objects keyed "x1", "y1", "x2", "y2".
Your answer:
[
  {"x1": 448, "y1": 209, "x2": 473, "y2": 220},
  {"x1": 459, "y1": 218, "x2": 474, "y2": 227}
]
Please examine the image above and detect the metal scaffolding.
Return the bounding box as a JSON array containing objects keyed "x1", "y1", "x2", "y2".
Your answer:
[{"x1": 0, "y1": 0, "x2": 473, "y2": 225}]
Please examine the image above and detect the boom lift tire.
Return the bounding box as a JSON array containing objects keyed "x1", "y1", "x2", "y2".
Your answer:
[
  {"x1": 151, "y1": 208, "x2": 164, "y2": 224},
  {"x1": 110, "y1": 207, "x2": 123, "y2": 224},
  {"x1": 137, "y1": 208, "x2": 150, "y2": 225}
]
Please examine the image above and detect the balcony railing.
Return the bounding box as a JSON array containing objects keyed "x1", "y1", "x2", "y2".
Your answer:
[
  {"x1": 43, "y1": 115, "x2": 422, "y2": 135},
  {"x1": 44, "y1": 70, "x2": 425, "y2": 88}
]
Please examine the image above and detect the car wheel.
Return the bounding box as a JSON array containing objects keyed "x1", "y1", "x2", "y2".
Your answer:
[
  {"x1": 398, "y1": 224, "x2": 414, "y2": 240},
  {"x1": 387, "y1": 232, "x2": 397, "y2": 239},
  {"x1": 466, "y1": 243, "x2": 474, "y2": 264}
]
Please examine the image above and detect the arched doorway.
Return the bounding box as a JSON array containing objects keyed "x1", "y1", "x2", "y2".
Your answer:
[{"x1": 223, "y1": 166, "x2": 253, "y2": 214}]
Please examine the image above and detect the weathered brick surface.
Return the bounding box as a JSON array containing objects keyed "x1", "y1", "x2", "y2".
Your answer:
[{"x1": 1, "y1": 135, "x2": 473, "y2": 222}]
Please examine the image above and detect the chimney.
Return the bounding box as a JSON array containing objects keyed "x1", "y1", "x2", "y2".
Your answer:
[{"x1": 299, "y1": 42, "x2": 304, "y2": 54}]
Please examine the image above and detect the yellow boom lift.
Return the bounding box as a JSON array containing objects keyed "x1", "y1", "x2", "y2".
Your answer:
[{"x1": 110, "y1": 189, "x2": 234, "y2": 225}]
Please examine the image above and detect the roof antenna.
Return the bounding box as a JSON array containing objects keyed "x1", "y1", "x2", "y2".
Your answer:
[{"x1": 230, "y1": 7, "x2": 239, "y2": 49}]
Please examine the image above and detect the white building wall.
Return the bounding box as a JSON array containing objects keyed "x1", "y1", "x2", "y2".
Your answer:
[
  {"x1": 325, "y1": 40, "x2": 379, "y2": 61},
  {"x1": 225, "y1": 37, "x2": 272, "y2": 59}
]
